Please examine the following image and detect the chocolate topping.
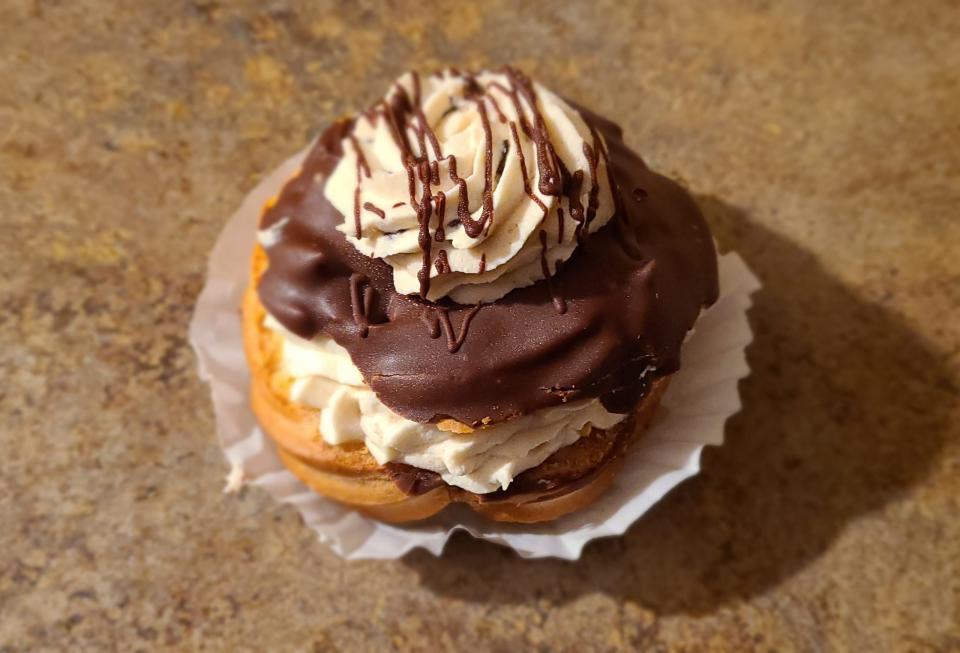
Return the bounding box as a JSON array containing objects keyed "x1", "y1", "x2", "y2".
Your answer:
[
  {"x1": 384, "y1": 462, "x2": 445, "y2": 495},
  {"x1": 538, "y1": 230, "x2": 567, "y2": 315},
  {"x1": 362, "y1": 202, "x2": 385, "y2": 219},
  {"x1": 493, "y1": 68, "x2": 565, "y2": 196},
  {"x1": 258, "y1": 91, "x2": 719, "y2": 426},
  {"x1": 509, "y1": 121, "x2": 549, "y2": 219}
]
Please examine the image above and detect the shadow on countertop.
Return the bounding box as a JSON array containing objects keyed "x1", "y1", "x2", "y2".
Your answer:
[{"x1": 401, "y1": 196, "x2": 955, "y2": 616}]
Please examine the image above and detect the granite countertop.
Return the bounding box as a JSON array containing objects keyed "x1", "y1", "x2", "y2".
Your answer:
[{"x1": 2, "y1": 1, "x2": 958, "y2": 651}]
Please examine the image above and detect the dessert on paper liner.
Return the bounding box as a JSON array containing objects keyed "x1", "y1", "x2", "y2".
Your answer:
[{"x1": 189, "y1": 141, "x2": 760, "y2": 561}]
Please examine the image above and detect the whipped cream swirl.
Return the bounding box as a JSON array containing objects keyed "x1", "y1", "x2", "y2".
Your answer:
[
  {"x1": 326, "y1": 68, "x2": 616, "y2": 303},
  {"x1": 263, "y1": 315, "x2": 626, "y2": 493}
]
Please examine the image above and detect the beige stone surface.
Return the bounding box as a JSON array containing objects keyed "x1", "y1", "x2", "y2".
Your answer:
[{"x1": 2, "y1": 1, "x2": 959, "y2": 650}]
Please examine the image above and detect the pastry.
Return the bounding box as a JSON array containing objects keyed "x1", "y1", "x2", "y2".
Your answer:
[{"x1": 243, "y1": 68, "x2": 718, "y2": 523}]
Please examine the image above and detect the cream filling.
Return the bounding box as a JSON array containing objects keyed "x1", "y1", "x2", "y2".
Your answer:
[
  {"x1": 264, "y1": 316, "x2": 625, "y2": 494},
  {"x1": 324, "y1": 69, "x2": 615, "y2": 303}
]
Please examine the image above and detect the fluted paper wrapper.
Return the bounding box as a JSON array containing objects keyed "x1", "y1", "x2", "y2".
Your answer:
[{"x1": 189, "y1": 147, "x2": 761, "y2": 560}]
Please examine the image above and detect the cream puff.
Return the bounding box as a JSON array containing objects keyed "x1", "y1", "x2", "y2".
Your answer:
[{"x1": 243, "y1": 67, "x2": 718, "y2": 523}]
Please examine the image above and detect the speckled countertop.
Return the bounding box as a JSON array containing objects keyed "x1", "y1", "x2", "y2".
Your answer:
[{"x1": 2, "y1": 1, "x2": 958, "y2": 651}]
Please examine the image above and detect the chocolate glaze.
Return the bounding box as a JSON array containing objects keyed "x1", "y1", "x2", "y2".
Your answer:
[
  {"x1": 384, "y1": 462, "x2": 445, "y2": 495},
  {"x1": 258, "y1": 99, "x2": 719, "y2": 426}
]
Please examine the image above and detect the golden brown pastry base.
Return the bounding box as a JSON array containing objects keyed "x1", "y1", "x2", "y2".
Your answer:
[{"x1": 243, "y1": 245, "x2": 668, "y2": 523}]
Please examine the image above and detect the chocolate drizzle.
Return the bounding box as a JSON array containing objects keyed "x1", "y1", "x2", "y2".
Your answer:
[
  {"x1": 351, "y1": 72, "x2": 511, "y2": 297},
  {"x1": 567, "y1": 170, "x2": 585, "y2": 237},
  {"x1": 432, "y1": 192, "x2": 446, "y2": 242},
  {"x1": 447, "y1": 155, "x2": 471, "y2": 236},
  {"x1": 495, "y1": 139, "x2": 509, "y2": 182},
  {"x1": 347, "y1": 134, "x2": 370, "y2": 238},
  {"x1": 420, "y1": 309, "x2": 441, "y2": 339},
  {"x1": 347, "y1": 134, "x2": 370, "y2": 178},
  {"x1": 509, "y1": 121, "x2": 548, "y2": 219},
  {"x1": 362, "y1": 202, "x2": 385, "y2": 219},
  {"x1": 437, "y1": 305, "x2": 482, "y2": 354},
  {"x1": 487, "y1": 94, "x2": 507, "y2": 123},
  {"x1": 489, "y1": 69, "x2": 565, "y2": 197},
  {"x1": 413, "y1": 158, "x2": 435, "y2": 298},
  {"x1": 451, "y1": 99, "x2": 494, "y2": 239},
  {"x1": 538, "y1": 230, "x2": 567, "y2": 315},
  {"x1": 375, "y1": 95, "x2": 413, "y2": 162},
  {"x1": 434, "y1": 249, "x2": 450, "y2": 274},
  {"x1": 349, "y1": 273, "x2": 374, "y2": 338},
  {"x1": 409, "y1": 72, "x2": 443, "y2": 161},
  {"x1": 582, "y1": 140, "x2": 601, "y2": 230},
  {"x1": 258, "y1": 83, "x2": 719, "y2": 426}
]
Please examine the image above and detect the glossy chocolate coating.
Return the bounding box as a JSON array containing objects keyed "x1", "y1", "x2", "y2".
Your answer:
[{"x1": 258, "y1": 104, "x2": 719, "y2": 425}]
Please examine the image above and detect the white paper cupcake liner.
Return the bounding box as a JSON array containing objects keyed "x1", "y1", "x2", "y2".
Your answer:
[{"x1": 189, "y1": 146, "x2": 761, "y2": 560}]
